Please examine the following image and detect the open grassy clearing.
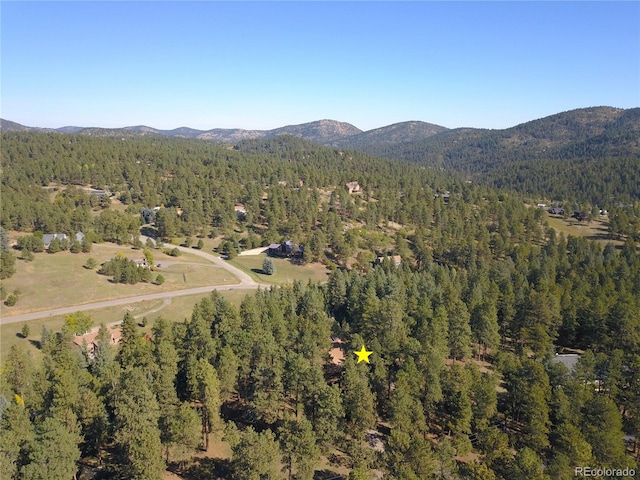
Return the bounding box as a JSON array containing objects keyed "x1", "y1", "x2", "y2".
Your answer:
[
  {"x1": 1, "y1": 243, "x2": 236, "y2": 317},
  {"x1": 228, "y1": 255, "x2": 329, "y2": 285},
  {"x1": 545, "y1": 214, "x2": 624, "y2": 246},
  {"x1": 125, "y1": 289, "x2": 254, "y2": 326}
]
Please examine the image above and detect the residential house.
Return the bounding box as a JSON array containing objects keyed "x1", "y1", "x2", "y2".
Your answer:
[
  {"x1": 234, "y1": 205, "x2": 247, "y2": 220},
  {"x1": 267, "y1": 240, "x2": 302, "y2": 258},
  {"x1": 552, "y1": 353, "x2": 581, "y2": 374},
  {"x1": 346, "y1": 181, "x2": 361, "y2": 194},
  {"x1": 133, "y1": 258, "x2": 150, "y2": 268},
  {"x1": 434, "y1": 190, "x2": 451, "y2": 203},
  {"x1": 88, "y1": 188, "x2": 110, "y2": 198},
  {"x1": 375, "y1": 255, "x2": 402, "y2": 267},
  {"x1": 43, "y1": 233, "x2": 68, "y2": 249},
  {"x1": 73, "y1": 326, "x2": 122, "y2": 359},
  {"x1": 548, "y1": 207, "x2": 565, "y2": 215},
  {"x1": 43, "y1": 232, "x2": 84, "y2": 249}
]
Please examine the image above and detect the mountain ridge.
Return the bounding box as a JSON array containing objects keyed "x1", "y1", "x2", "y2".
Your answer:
[
  {"x1": 1, "y1": 107, "x2": 637, "y2": 162},
  {"x1": 0, "y1": 118, "x2": 365, "y2": 144}
]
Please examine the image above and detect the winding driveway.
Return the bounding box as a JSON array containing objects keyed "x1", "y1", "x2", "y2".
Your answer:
[{"x1": 0, "y1": 241, "x2": 266, "y2": 324}]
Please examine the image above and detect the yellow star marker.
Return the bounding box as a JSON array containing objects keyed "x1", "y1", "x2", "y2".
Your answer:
[{"x1": 354, "y1": 345, "x2": 373, "y2": 364}]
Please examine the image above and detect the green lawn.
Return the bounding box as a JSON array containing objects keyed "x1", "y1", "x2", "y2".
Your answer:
[
  {"x1": 1, "y1": 243, "x2": 237, "y2": 316},
  {"x1": 228, "y1": 255, "x2": 329, "y2": 285}
]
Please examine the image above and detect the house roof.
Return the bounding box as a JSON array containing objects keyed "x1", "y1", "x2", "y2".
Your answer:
[
  {"x1": 43, "y1": 232, "x2": 85, "y2": 247},
  {"x1": 43, "y1": 233, "x2": 67, "y2": 247},
  {"x1": 552, "y1": 353, "x2": 581, "y2": 372},
  {"x1": 73, "y1": 327, "x2": 122, "y2": 348}
]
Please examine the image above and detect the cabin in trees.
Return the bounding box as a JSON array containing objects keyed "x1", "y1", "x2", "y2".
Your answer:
[
  {"x1": 345, "y1": 181, "x2": 362, "y2": 194},
  {"x1": 434, "y1": 190, "x2": 451, "y2": 203},
  {"x1": 88, "y1": 188, "x2": 110, "y2": 198},
  {"x1": 375, "y1": 255, "x2": 402, "y2": 267},
  {"x1": 267, "y1": 240, "x2": 302, "y2": 258},
  {"x1": 73, "y1": 326, "x2": 122, "y2": 359},
  {"x1": 548, "y1": 206, "x2": 565, "y2": 215},
  {"x1": 552, "y1": 353, "x2": 581, "y2": 373}
]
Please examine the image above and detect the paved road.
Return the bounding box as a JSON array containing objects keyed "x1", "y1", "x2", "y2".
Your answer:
[{"x1": 0, "y1": 241, "x2": 266, "y2": 324}]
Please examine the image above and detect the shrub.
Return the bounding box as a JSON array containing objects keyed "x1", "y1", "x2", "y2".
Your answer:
[
  {"x1": 21, "y1": 324, "x2": 30, "y2": 338},
  {"x1": 5, "y1": 294, "x2": 17, "y2": 307},
  {"x1": 84, "y1": 257, "x2": 98, "y2": 270},
  {"x1": 154, "y1": 274, "x2": 165, "y2": 285}
]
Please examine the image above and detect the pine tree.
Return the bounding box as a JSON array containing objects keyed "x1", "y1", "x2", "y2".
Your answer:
[
  {"x1": 112, "y1": 369, "x2": 164, "y2": 479},
  {"x1": 92, "y1": 323, "x2": 115, "y2": 377},
  {"x1": 306, "y1": 383, "x2": 344, "y2": 449},
  {"x1": 231, "y1": 427, "x2": 280, "y2": 480},
  {"x1": 0, "y1": 401, "x2": 35, "y2": 479},
  {"x1": 581, "y1": 394, "x2": 628, "y2": 466},
  {"x1": 117, "y1": 312, "x2": 140, "y2": 369},
  {"x1": 166, "y1": 402, "x2": 201, "y2": 469},
  {"x1": 341, "y1": 356, "x2": 377, "y2": 433},
  {"x1": 279, "y1": 418, "x2": 320, "y2": 480},
  {"x1": 21, "y1": 416, "x2": 81, "y2": 480}
]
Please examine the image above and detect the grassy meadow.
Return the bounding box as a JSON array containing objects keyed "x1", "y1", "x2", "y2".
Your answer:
[
  {"x1": 1, "y1": 242, "x2": 236, "y2": 317},
  {"x1": 228, "y1": 255, "x2": 330, "y2": 285}
]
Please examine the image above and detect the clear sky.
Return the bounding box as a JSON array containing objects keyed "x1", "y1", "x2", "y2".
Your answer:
[{"x1": 2, "y1": 1, "x2": 639, "y2": 131}]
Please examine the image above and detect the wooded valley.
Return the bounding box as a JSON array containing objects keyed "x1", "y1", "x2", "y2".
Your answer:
[{"x1": 1, "y1": 129, "x2": 639, "y2": 479}]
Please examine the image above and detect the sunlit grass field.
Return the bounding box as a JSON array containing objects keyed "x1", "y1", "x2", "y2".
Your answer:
[
  {"x1": 228, "y1": 255, "x2": 329, "y2": 285},
  {"x1": 1, "y1": 243, "x2": 236, "y2": 316}
]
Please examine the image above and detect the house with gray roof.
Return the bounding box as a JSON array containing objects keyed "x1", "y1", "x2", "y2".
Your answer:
[{"x1": 43, "y1": 232, "x2": 85, "y2": 249}]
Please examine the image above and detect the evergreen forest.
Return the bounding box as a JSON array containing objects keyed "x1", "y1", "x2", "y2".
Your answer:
[{"x1": 1, "y1": 131, "x2": 639, "y2": 479}]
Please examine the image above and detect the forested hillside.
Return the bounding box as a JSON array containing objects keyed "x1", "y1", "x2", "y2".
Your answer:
[
  {"x1": 346, "y1": 107, "x2": 640, "y2": 205},
  {"x1": 4, "y1": 106, "x2": 638, "y2": 205},
  {"x1": 1, "y1": 132, "x2": 639, "y2": 479}
]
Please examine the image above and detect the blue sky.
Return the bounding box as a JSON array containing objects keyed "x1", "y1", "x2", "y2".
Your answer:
[{"x1": 2, "y1": 1, "x2": 639, "y2": 131}]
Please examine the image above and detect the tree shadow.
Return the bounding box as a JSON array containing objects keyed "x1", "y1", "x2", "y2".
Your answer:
[
  {"x1": 586, "y1": 233, "x2": 617, "y2": 242},
  {"x1": 29, "y1": 339, "x2": 42, "y2": 350},
  {"x1": 181, "y1": 458, "x2": 232, "y2": 480},
  {"x1": 140, "y1": 226, "x2": 157, "y2": 238},
  {"x1": 314, "y1": 469, "x2": 345, "y2": 480},
  {"x1": 251, "y1": 268, "x2": 266, "y2": 275}
]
